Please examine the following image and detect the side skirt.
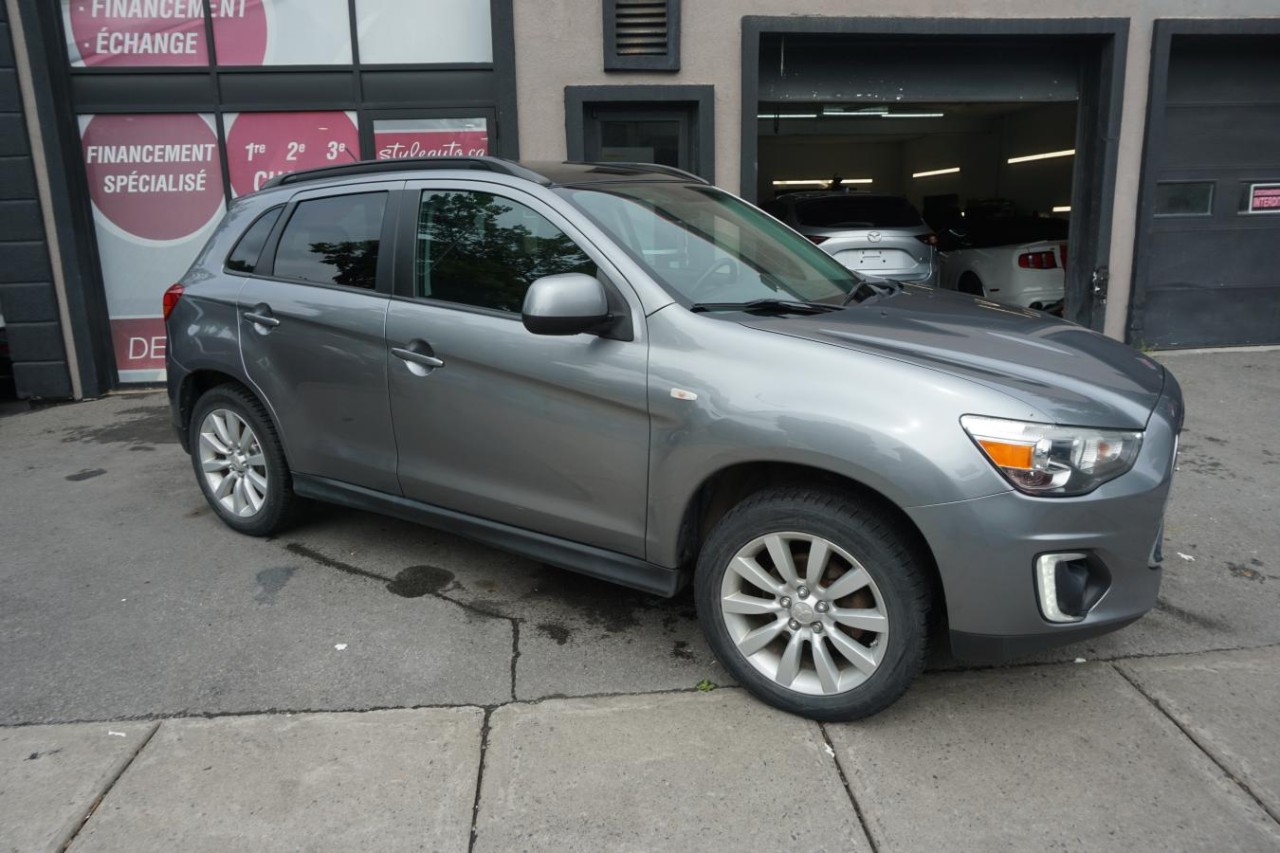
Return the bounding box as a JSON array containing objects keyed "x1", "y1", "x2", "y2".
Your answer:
[{"x1": 292, "y1": 474, "x2": 687, "y2": 598}]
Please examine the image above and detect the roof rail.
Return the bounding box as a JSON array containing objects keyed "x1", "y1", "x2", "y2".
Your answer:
[
  {"x1": 568, "y1": 160, "x2": 709, "y2": 184},
  {"x1": 260, "y1": 156, "x2": 552, "y2": 190}
]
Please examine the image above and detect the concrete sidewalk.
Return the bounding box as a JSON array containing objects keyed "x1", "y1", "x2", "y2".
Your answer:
[
  {"x1": 2, "y1": 348, "x2": 1278, "y2": 850},
  {"x1": 4, "y1": 648, "x2": 1279, "y2": 852}
]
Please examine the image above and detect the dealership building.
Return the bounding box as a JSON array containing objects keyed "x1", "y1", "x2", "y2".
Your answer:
[{"x1": 1, "y1": 0, "x2": 1277, "y2": 400}]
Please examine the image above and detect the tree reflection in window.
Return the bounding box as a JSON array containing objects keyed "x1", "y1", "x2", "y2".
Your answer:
[
  {"x1": 307, "y1": 239, "x2": 379, "y2": 289},
  {"x1": 273, "y1": 192, "x2": 386, "y2": 290},
  {"x1": 417, "y1": 191, "x2": 597, "y2": 312}
]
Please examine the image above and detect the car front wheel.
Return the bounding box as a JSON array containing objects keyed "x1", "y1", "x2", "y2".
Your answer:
[{"x1": 695, "y1": 487, "x2": 931, "y2": 720}]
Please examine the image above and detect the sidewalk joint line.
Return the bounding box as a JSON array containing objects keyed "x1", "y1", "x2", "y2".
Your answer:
[
  {"x1": 819, "y1": 722, "x2": 880, "y2": 853},
  {"x1": 1113, "y1": 663, "x2": 1280, "y2": 828},
  {"x1": 60, "y1": 720, "x2": 161, "y2": 852},
  {"x1": 468, "y1": 706, "x2": 494, "y2": 853}
]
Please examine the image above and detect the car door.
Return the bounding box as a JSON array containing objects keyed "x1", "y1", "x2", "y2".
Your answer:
[
  {"x1": 385, "y1": 181, "x2": 650, "y2": 556},
  {"x1": 238, "y1": 182, "x2": 400, "y2": 494}
]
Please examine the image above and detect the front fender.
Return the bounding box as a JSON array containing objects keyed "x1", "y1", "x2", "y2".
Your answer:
[{"x1": 643, "y1": 308, "x2": 1027, "y2": 567}]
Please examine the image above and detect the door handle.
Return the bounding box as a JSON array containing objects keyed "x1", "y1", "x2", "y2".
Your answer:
[
  {"x1": 391, "y1": 347, "x2": 445, "y2": 369},
  {"x1": 244, "y1": 311, "x2": 280, "y2": 328}
]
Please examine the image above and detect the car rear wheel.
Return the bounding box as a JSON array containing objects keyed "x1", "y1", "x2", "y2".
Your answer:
[
  {"x1": 958, "y1": 272, "x2": 985, "y2": 297},
  {"x1": 695, "y1": 487, "x2": 930, "y2": 720},
  {"x1": 190, "y1": 385, "x2": 298, "y2": 536}
]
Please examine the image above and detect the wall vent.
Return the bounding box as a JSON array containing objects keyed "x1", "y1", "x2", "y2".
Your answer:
[{"x1": 604, "y1": 0, "x2": 680, "y2": 71}]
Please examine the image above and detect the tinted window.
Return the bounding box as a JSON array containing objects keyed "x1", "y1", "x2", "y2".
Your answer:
[
  {"x1": 794, "y1": 195, "x2": 922, "y2": 229},
  {"x1": 225, "y1": 206, "x2": 283, "y2": 273},
  {"x1": 957, "y1": 216, "x2": 1070, "y2": 248},
  {"x1": 416, "y1": 191, "x2": 596, "y2": 312},
  {"x1": 1155, "y1": 181, "x2": 1214, "y2": 217},
  {"x1": 273, "y1": 193, "x2": 387, "y2": 290}
]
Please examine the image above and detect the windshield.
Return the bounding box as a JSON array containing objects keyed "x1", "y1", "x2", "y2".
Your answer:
[
  {"x1": 794, "y1": 195, "x2": 923, "y2": 229},
  {"x1": 558, "y1": 183, "x2": 864, "y2": 306}
]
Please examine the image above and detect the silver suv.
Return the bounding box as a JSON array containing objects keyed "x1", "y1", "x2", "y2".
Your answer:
[
  {"x1": 764, "y1": 192, "x2": 940, "y2": 287},
  {"x1": 166, "y1": 158, "x2": 1182, "y2": 720}
]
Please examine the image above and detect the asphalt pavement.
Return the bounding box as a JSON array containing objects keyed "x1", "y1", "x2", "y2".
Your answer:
[{"x1": 1, "y1": 348, "x2": 1278, "y2": 851}]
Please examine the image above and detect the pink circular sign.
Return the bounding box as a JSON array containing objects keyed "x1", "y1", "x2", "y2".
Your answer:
[
  {"x1": 67, "y1": 0, "x2": 267, "y2": 67},
  {"x1": 82, "y1": 114, "x2": 225, "y2": 241},
  {"x1": 226, "y1": 112, "x2": 360, "y2": 197},
  {"x1": 211, "y1": 0, "x2": 269, "y2": 66}
]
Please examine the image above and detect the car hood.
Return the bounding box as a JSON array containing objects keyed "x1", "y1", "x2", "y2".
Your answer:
[{"x1": 740, "y1": 285, "x2": 1166, "y2": 429}]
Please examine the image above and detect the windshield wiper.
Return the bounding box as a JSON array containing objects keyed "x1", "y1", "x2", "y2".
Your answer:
[
  {"x1": 841, "y1": 279, "x2": 903, "y2": 306},
  {"x1": 689, "y1": 298, "x2": 840, "y2": 315}
]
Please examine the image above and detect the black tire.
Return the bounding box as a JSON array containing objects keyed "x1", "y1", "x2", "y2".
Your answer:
[
  {"x1": 958, "y1": 272, "x2": 984, "y2": 296},
  {"x1": 189, "y1": 384, "x2": 298, "y2": 536},
  {"x1": 694, "y1": 487, "x2": 931, "y2": 721}
]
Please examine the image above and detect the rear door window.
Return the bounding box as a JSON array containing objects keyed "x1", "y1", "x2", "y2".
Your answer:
[
  {"x1": 794, "y1": 196, "x2": 922, "y2": 229},
  {"x1": 272, "y1": 192, "x2": 388, "y2": 290}
]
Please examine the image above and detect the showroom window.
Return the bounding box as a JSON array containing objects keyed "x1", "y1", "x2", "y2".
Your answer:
[
  {"x1": 355, "y1": 0, "x2": 492, "y2": 64},
  {"x1": 59, "y1": 1, "x2": 513, "y2": 384}
]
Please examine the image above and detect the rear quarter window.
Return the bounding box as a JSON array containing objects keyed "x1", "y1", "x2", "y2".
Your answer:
[
  {"x1": 794, "y1": 196, "x2": 923, "y2": 229},
  {"x1": 225, "y1": 206, "x2": 283, "y2": 273}
]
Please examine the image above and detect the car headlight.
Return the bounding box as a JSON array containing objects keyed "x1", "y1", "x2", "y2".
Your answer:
[{"x1": 961, "y1": 415, "x2": 1143, "y2": 496}]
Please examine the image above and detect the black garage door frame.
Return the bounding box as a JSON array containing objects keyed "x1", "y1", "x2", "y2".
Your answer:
[
  {"x1": 1128, "y1": 18, "x2": 1280, "y2": 349},
  {"x1": 740, "y1": 17, "x2": 1129, "y2": 332}
]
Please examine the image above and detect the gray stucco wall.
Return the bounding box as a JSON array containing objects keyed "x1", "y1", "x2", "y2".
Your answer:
[
  {"x1": 512, "y1": 1, "x2": 1280, "y2": 340},
  {"x1": 0, "y1": 1, "x2": 70, "y2": 398}
]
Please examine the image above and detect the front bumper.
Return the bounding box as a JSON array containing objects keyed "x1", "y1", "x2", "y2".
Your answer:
[{"x1": 906, "y1": 381, "x2": 1181, "y2": 664}]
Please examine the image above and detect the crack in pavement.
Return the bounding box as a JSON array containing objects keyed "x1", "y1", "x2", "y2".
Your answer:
[{"x1": 283, "y1": 542, "x2": 523, "y2": 702}]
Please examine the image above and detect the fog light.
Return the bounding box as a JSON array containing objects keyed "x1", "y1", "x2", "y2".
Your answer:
[{"x1": 1036, "y1": 553, "x2": 1093, "y2": 623}]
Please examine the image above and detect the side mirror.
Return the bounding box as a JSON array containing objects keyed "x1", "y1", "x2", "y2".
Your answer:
[{"x1": 522, "y1": 273, "x2": 610, "y2": 336}]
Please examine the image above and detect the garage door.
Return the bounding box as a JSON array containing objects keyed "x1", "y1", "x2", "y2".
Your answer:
[{"x1": 1132, "y1": 35, "x2": 1280, "y2": 348}]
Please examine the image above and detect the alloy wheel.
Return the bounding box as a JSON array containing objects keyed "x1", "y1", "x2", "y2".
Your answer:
[
  {"x1": 719, "y1": 532, "x2": 889, "y2": 696},
  {"x1": 198, "y1": 408, "x2": 268, "y2": 518}
]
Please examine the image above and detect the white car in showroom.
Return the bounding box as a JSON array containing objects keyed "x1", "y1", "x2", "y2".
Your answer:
[{"x1": 938, "y1": 216, "x2": 1069, "y2": 310}]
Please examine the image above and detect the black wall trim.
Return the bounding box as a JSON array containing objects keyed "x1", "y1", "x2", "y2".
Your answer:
[
  {"x1": 603, "y1": 0, "x2": 681, "y2": 73},
  {"x1": 491, "y1": 0, "x2": 519, "y2": 159},
  {"x1": 565, "y1": 84, "x2": 714, "y2": 180},
  {"x1": 1128, "y1": 18, "x2": 1280, "y2": 346},
  {"x1": 741, "y1": 16, "x2": 1128, "y2": 332}
]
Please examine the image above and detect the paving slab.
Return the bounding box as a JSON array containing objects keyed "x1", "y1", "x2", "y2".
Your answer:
[
  {"x1": 1119, "y1": 647, "x2": 1280, "y2": 819},
  {"x1": 0, "y1": 721, "x2": 155, "y2": 853},
  {"x1": 474, "y1": 689, "x2": 869, "y2": 853},
  {"x1": 67, "y1": 708, "x2": 483, "y2": 853},
  {"x1": 825, "y1": 663, "x2": 1280, "y2": 852}
]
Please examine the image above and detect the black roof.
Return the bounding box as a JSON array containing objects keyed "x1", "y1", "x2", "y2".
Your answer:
[{"x1": 261, "y1": 156, "x2": 706, "y2": 190}]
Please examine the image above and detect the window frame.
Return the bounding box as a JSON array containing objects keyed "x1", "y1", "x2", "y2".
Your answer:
[
  {"x1": 392, "y1": 179, "x2": 637, "y2": 337},
  {"x1": 255, "y1": 180, "x2": 403, "y2": 296}
]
